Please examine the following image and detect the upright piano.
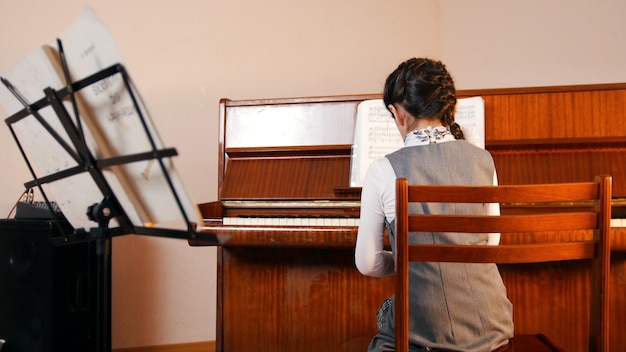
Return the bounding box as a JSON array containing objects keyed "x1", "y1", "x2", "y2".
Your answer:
[{"x1": 193, "y1": 83, "x2": 626, "y2": 352}]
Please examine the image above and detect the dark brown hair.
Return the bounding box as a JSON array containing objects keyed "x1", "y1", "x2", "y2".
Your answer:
[{"x1": 383, "y1": 58, "x2": 464, "y2": 139}]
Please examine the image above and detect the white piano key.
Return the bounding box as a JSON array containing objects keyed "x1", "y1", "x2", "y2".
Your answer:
[{"x1": 611, "y1": 218, "x2": 624, "y2": 227}]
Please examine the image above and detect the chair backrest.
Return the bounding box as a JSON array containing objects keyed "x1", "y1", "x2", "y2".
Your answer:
[{"x1": 394, "y1": 175, "x2": 612, "y2": 352}]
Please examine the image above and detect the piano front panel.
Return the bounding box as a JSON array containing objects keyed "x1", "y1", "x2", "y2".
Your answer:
[
  {"x1": 491, "y1": 146, "x2": 626, "y2": 196},
  {"x1": 466, "y1": 84, "x2": 626, "y2": 198},
  {"x1": 216, "y1": 245, "x2": 394, "y2": 351},
  {"x1": 220, "y1": 150, "x2": 354, "y2": 200}
]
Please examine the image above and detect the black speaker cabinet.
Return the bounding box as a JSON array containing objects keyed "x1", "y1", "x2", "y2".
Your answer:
[{"x1": 0, "y1": 220, "x2": 97, "y2": 352}]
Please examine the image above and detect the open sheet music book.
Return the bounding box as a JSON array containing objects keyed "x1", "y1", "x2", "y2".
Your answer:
[
  {"x1": 349, "y1": 97, "x2": 485, "y2": 187},
  {"x1": 0, "y1": 7, "x2": 201, "y2": 231}
]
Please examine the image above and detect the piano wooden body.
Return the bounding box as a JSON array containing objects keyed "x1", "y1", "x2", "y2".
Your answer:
[{"x1": 193, "y1": 84, "x2": 626, "y2": 352}]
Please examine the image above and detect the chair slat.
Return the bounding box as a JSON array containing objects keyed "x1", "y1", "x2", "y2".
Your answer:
[
  {"x1": 407, "y1": 182, "x2": 599, "y2": 203},
  {"x1": 407, "y1": 212, "x2": 598, "y2": 233},
  {"x1": 407, "y1": 242, "x2": 596, "y2": 264}
]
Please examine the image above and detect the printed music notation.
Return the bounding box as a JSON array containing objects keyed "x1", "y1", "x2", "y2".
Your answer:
[
  {"x1": 454, "y1": 96, "x2": 485, "y2": 148},
  {"x1": 349, "y1": 99, "x2": 401, "y2": 187}
]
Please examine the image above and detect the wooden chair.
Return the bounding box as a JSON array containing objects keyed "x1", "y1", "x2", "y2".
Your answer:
[{"x1": 394, "y1": 175, "x2": 612, "y2": 352}]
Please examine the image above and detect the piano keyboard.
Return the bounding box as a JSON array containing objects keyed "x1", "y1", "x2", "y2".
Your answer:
[
  {"x1": 611, "y1": 218, "x2": 626, "y2": 227},
  {"x1": 223, "y1": 217, "x2": 359, "y2": 227},
  {"x1": 223, "y1": 218, "x2": 625, "y2": 227}
]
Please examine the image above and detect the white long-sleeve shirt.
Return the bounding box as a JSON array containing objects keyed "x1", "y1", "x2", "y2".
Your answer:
[{"x1": 354, "y1": 126, "x2": 499, "y2": 277}]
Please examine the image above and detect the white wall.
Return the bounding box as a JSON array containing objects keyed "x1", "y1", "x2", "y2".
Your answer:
[
  {"x1": 1, "y1": 0, "x2": 625, "y2": 348},
  {"x1": 439, "y1": 0, "x2": 626, "y2": 89}
]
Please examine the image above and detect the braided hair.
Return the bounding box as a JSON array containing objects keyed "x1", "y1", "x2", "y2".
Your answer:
[{"x1": 383, "y1": 58, "x2": 464, "y2": 140}]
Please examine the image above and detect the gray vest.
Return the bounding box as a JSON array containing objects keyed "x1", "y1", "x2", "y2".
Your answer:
[{"x1": 386, "y1": 141, "x2": 514, "y2": 351}]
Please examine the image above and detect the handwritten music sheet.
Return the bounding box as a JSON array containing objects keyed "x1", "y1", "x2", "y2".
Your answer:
[
  {"x1": 349, "y1": 97, "x2": 485, "y2": 187},
  {"x1": 0, "y1": 44, "x2": 138, "y2": 230},
  {"x1": 0, "y1": 6, "x2": 201, "y2": 230}
]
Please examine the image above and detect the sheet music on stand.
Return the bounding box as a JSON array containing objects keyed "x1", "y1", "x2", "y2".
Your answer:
[
  {"x1": 0, "y1": 7, "x2": 227, "y2": 351},
  {"x1": 0, "y1": 6, "x2": 226, "y2": 244}
]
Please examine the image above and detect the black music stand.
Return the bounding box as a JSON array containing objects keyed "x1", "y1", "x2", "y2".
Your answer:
[{"x1": 1, "y1": 39, "x2": 227, "y2": 352}]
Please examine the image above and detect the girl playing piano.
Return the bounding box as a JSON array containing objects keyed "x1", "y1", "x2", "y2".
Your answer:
[{"x1": 355, "y1": 57, "x2": 514, "y2": 352}]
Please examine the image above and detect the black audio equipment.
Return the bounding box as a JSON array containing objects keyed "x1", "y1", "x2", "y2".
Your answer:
[{"x1": 0, "y1": 220, "x2": 97, "y2": 352}]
